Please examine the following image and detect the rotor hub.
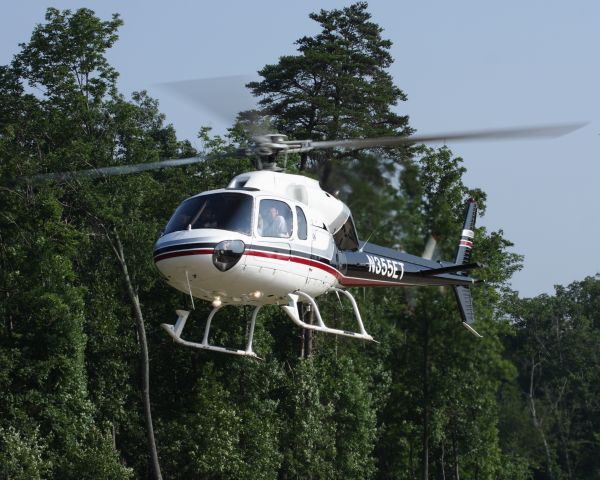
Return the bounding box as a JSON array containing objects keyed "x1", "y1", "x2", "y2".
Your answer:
[{"x1": 253, "y1": 133, "x2": 289, "y2": 170}]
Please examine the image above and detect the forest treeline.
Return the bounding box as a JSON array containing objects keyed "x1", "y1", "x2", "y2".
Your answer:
[{"x1": 1, "y1": 4, "x2": 599, "y2": 479}]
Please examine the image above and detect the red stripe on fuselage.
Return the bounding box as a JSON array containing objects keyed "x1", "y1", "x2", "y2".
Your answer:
[
  {"x1": 153, "y1": 247, "x2": 404, "y2": 288},
  {"x1": 245, "y1": 249, "x2": 341, "y2": 278},
  {"x1": 245, "y1": 249, "x2": 290, "y2": 262}
]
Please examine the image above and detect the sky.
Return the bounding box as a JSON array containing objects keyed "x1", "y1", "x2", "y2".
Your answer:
[{"x1": 2, "y1": 1, "x2": 599, "y2": 297}]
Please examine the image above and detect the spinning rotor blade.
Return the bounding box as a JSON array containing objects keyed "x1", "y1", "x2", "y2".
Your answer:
[
  {"x1": 15, "y1": 151, "x2": 248, "y2": 184},
  {"x1": 307, "y1": 122, "x2": 587, "y2": 151},
  {"x1": 158, "y1": 75, "x2": 276, "y2": 138},
  {"x1": 157, "y1": 75, "x2": 257, "y2": 126},
  {"x1": 11, "y1": 120, "x2": 586, "y2": 184}
]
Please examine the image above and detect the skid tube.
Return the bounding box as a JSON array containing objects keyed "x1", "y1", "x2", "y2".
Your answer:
[
  {"x1": 282, "y1": 288, "x2": 375, "y2": 342},
  {"x1": 161, "y1": 306, "x2": 262, "y2": 358}
]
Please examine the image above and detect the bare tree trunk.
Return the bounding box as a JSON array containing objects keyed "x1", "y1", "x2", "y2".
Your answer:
[
  {"x1": 110, "y1": 230, "x2": 163, "y2": 480},
  {"x1": 410, "y1": 442, "x2": 415, "y2": 478},
  {"x1": 452, "y1": 431, "x2": 459, "y2": 480},
  {"x1": 300, "y1": 303, "x2": 313, "y2": 358},
  {"x1": 422, "y1": 317, "x2": 430, "y2": 480},
  {"x1": 558, "y1": 424, "x2": 573, "y2": 480},
  {"x1": 528, "y1": 356, "x2": 552, "y2": 480},
  {"x1": 304, "y1": 309, "x2": 313, "y2": 357},
  {"x1": 552, "y1": 316, "x2": 573, "y2": 480},
  {"x1": 440, "y1": 439, "x2": 446, "y2": 480}
]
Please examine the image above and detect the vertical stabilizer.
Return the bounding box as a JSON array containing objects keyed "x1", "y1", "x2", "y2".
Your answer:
[
  {"x1": 453, "y1": 199, "x2": 482, "y2": 337},
  {"x1": 454, "y1": 198, "x2": 477, "y2": 266}
]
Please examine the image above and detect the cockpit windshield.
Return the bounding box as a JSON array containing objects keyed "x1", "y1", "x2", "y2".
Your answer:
[
  {"x1": 164, "y1": 192, "x2": 253, "y2": 235},
  {"x1": 333, "y1": 215, "x2": 360, "y2": 251}
]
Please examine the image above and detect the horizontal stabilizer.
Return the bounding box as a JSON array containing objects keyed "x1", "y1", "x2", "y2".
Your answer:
[{"x1": 419, "y1": 262, "x2": 483, "y2": 277}]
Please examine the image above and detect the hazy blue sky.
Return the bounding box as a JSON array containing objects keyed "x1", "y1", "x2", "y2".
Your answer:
[{"x1": 2, "y1": 1, "x2": 598, "y2": 297}]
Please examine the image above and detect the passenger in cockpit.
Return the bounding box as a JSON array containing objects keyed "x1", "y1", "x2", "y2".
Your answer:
[{"x1": 261, "y1": 206, "x2": 288, "y2": 237}]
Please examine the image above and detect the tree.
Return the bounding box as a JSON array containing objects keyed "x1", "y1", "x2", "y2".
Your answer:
[
  {"x1": 247, "y1": 1, "x2": 411, "y2": 188},
  {"x1": 368, "y1": 147, "x2": 525, "y2": 480},
  {"x1": 0, "y1": 172, "x2": 134, "y2": 479},
  {"x1": 5, "y1": 4, "x2": 590, "y2": 479},
  {"x1": 0, "y1": 8, "x2": 183, "y2": 478},
  {"x1": 502, "y1": 276, "x2": 600, "y2": 479},
  {"x1": 243, "y1": 3, "x2": 530, "y2": 478}
]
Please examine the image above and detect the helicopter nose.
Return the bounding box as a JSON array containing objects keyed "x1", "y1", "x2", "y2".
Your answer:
[{"x1": 212, "y1": 240, "x2": 245, "y2": 272}]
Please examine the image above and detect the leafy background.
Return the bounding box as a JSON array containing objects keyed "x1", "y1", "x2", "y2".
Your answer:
[{"x1": 1, "y1": 5, "x2": 599, "y2": 479}]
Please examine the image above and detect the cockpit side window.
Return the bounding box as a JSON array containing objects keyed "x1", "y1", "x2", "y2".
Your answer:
[
  {"x1": 296, "y1": 206, "x2": 308, "y2": 240},
  {"x1": 258, "y1": 199, "x2": 292, "y2": 238},
  {"x1": 333, "y1": 216, "x2": 359, "y2": 251},
  {"x1": 164, "y1": 192, "x2": 253, "y2": 235}
]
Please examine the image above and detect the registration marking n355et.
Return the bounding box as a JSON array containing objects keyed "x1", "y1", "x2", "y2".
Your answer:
[{"x1": 366, "y1": 254, "x2": 405, "y2": 280}]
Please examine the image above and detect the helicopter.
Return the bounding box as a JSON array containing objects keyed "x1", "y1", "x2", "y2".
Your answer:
[{"x1": 25, "y1": 123, "x2": 584, "y2": 358}]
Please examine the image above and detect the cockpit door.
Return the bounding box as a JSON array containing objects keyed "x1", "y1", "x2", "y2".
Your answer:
[
  {"x1": 291, "y1": 206, "x2": 311, "y2": 284},
  {"x1": 249, "y1": 198, "x2": 292, "y2": 271},
  {"x1": 308, "y1": 216, "x2": 336, "y2": 289}
]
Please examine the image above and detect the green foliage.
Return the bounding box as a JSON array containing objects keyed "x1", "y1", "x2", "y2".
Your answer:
[
  {"x1": 2, "y1": 4, "x2": 598, "y2": 480},
  {"x1": 501, "y1": 276, "x2": 600, "y2": 479},
  {"x1": 15, "y1": 8, "x2": 122, "y2": 102},
  {"x1": 279, "y1": 358, "x2": 336, "y2": 479},
  {"x1": 0, "y1": 172, "x2": 132, "y2": 480},
  {"x1": 366, "y1": 146, "x2": 524, "y2": 479},
  {"x1": 245, "y1": 1, "x2": 411, "y2": 198},
  {"x1": 0, "y1": 426, "x2": 50, "y2": 480},
  {"x1": 248, "y1": 2, "x2": 409, "y2": 141}
]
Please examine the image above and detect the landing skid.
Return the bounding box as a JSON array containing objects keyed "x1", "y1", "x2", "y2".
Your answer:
[
  {"x1": 161, "y1": 307, "x2": 261, "y2": 358},
  {"x1": 282, "y1": 288, "x2": 375, "y2": 342}
]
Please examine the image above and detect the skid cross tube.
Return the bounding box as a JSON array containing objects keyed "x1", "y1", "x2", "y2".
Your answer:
[
  {"x1": 161, "y1": 306, "x2": 262, "y2": 358},
  {"x1": 282, "y1": 289, "x2": 375, "y2": 341}
]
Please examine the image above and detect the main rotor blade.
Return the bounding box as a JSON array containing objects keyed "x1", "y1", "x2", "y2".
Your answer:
[
  {"x1": 17, "y1": 151, "x2": 247, "y2": 184},
  {"x1": 158, "y1": 75, "x2": 276, "y2": 140},
  {"x1": 157, "y1": 75, "x2": 257, "y2": 125},
  {"x1": 308, "y1": 122, "x2": 587, "y2": 151}
]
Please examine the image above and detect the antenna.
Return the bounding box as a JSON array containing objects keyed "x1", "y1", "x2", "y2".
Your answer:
[{"x1": 359, "y1": 227, "x2": 377, "y2": 252}]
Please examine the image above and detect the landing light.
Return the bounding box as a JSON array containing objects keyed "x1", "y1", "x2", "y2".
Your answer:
[
  {"x1": 252, "y1": 291, "x2": 262, "y2": 299},
  {"x1": 212, "y1": 297, "x2": 222, "y2": 308}
]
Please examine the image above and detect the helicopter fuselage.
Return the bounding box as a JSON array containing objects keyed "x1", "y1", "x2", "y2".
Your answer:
[
  {"x1": 153, "y1": 185, "x2": 337, "y2": 307},
  {"x1": 153, "y1": 172, "x2": 476, "y2": 309}
]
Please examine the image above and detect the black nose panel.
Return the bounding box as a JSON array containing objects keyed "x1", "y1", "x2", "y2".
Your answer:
[{"x1": 212, "y1": 240, "x2": 245, "y2": 272}]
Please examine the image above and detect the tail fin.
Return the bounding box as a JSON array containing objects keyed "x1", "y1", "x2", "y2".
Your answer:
[
  {"x1": 453, "y1": 199, "x2": 482, "y2": 337},
  {"x1": 454, "y1": 198, "x2": 477, "y2": 266}
]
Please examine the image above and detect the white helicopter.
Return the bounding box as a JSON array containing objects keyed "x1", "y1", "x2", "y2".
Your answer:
[{"x1": 28, "y1": 124, "x2": 583, "y2": 358}]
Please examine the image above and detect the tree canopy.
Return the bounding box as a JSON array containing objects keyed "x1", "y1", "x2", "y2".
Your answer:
[{"x1": 1, "y1": 5, "x2": 598, "y2": 480}]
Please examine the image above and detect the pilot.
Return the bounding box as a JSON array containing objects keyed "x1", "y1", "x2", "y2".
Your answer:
[
  {"x1": 261, "y1": 206, "x2": 288, "y2": 237},
  {"x1": 198, "y1": 207, "x2": 218, "y2": 228},
  {"x1": 205, "y1": 211, "x2": 219, "y2": 228}
]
